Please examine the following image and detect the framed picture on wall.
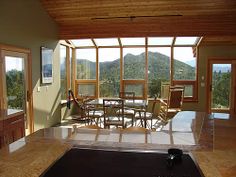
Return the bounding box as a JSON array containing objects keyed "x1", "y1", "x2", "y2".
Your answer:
[{"x1": 40, "y1": 46, "x2": 53, "y2": 84}]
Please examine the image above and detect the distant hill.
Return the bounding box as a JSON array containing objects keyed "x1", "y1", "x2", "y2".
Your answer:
[{"x1": 77, "y1": 51, "x2": 195, "y2": 81}]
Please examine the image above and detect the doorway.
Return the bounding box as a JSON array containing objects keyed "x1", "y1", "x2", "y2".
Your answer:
[
  {"x1": 0, "y1": 45, "x2": 33, "y2": 135},
  {"x1": 208, "y1": 59, "x2": 236, "y2": 115}
]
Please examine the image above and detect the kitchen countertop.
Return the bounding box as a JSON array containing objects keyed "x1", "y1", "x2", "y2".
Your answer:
[{"x1": 0, "y1": 111, "x2": 235, "y2": 177}]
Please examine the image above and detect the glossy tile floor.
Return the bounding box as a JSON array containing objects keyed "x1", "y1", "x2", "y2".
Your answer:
[{"x1": 193, "y1": 113, "x2": 236, "y2": 177}]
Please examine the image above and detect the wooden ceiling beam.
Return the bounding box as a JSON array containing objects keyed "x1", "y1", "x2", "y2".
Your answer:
[{"x1": 40, "y1": 0, "x2": 236, "y2": 41}]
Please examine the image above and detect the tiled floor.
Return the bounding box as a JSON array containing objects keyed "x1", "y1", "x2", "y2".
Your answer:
[{"x1": 193, "y1": 113, "x2": 236, "y2": 177}]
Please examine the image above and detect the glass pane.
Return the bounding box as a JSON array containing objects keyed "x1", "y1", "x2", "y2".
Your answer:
[
  {"x1": 5, "y1": 56, "x2": 25, "y2": 115},
  {"x1": 211, "y1": 64, "x2": 231, "y2": 109},
  {"x1": 99, "y1": 48, "x2": 120, "y2": 97},
  {"x1": 70, "y1": 39, "x2": 94, "y2": 47},
  {"x1": 148, "y1": 37, "x2": 174, "y2": 45},
  {"x1": 183, "y1": 85, "x2": 193, "y2": 97},
  {"x1": 124, "y1": 84, "x2": 143, "y2": 97},
  {"x1": 78, "y1": 84, "x2": 96, "y2": 97},
  {"x1": 120, "y1": 38, "x2": 145, "y2": 46},
  {"x1": 173, "y1": 47, "x2": 196, "y2": 80},
  {"x1": 148, "y1": 47, "x2": 171, "y2": 97},
  {"x1": 60, "y1": 45, "x2": 67, "y2": 100},
  {"x1": 175, "y1": 37, "x2": 199, "y2": 45},
  {"x1": 94, "y1": 38, "x2": 119, "y2": 46},
  {"x1": 123, "y1": 48, "x2": 145, "y2": 79},
  {"x1": 69, "y1": 48, "x2": 73, "y2": 89},
  {"x1": 76, "y1": 49, "x2": 96, "y2": 79}
]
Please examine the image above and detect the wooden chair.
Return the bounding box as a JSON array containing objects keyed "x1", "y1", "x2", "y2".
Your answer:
[
  {"x1": 160, "y1": 82, "x2": 171, "y2": 99},
  {"x1": 85, "y1": 102, "x2": 104, "y2": 126},
  {"x1": 133, "y1": 97, "x2": 160, "y2": 129},
  {"x1": 103, "y1": 99, "x2": 127, "y2": 129},
  {"x1": 157, "y1": 85, "x2": 185, "y2": 123},
  {"x1": 67, "y1": 90, "x2": 91, "y2": 125},
  {"x1": 67, "y1": 90, "x2": 104, "y2": 125},
  {"x1": 119, "y1": 91, "x2": 135, "y2": 126}
]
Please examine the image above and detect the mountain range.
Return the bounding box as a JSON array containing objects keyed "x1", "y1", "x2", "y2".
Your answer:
[{"x1": 77, "y1": 51, "x2": 195, "y2": 81}]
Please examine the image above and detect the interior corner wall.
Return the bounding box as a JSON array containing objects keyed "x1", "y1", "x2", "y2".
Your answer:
[
  {"x1": 183, "y1": 45, "x2": 236, "y2": 112},
  {"x1": 61, "y1": 102, "x2": 80, "y2": 120},
  {"x1": 0, "y1": 0, "x2": 61, "y2": 131}
]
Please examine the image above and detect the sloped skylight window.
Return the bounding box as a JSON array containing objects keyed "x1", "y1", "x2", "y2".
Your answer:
[
  {"x1": 94, "y1": 38, "x2": 119, "y2": 46},
  {"x1": 174, "y1": 37, "x2": 199, "y2": 45},
  {"x1": 70, "y1": 39, "x2": 94, "y2": 47},
  {"x1": 148, "y1": 37, "x2": 174, "y2": 45},
  {"x1": 120, "y1": 37, "x2": 145, "y2": 46}
]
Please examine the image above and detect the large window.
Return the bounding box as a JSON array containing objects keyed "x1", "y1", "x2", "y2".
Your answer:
[
  {"x1": 173, "y1": 47, "x2": 197, "y2": 99},
  {"x1": 148, "y1": 47, "x2": 171, "y2": 97},
  {"x1": 99, "y1": 48, "x2": 120, "y2": 97},
  {"x1": 123, "y1": 48, "x2": 146, "y2": 98},
  {"x1": 173, "y1": 47, "x2": 196, "y2": 80},
  {"x1": 60, "y1": 44, "x2": 73, "y2": 100},
  {"x1": 69, "y1": 37, "x2": 200, "y2": 101},
  {"x1": 75, "y1": 48, "x2": 96, "y2": 97},
  {"x1": 60, "y1": 45, "x2": 67, "y2": 100},
  {"x1": 123, "y1": 48, "x2": 145, "y2": 80},
  {"x1": 5, "y1": 56, "x2": 25, "y2": 114},
  {"x1": 76, "y1": 49, "x2": 96, "y2": 80}
]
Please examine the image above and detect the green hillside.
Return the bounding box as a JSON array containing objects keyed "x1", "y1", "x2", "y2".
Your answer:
[{"x1": 77, "y1": 51, "x2": 195, "y2": 97}]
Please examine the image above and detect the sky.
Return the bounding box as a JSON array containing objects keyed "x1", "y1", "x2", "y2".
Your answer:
[
  {"x1": 76, "y1": 47, "x2": 195, "y2": 63},
  {"x1": 74, "y1": 37, "x2": 198, "y2": 62},
  {"x1": 5, "y1": 56, "x2": 23, "y2": 71}
]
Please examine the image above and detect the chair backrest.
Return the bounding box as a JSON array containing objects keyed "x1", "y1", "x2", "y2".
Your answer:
[
  {"x1": 103, "y1": 99, "x2": 125, "y2": 128},
  {"x1": 161, "y1": 82, "x2": 170, "y2": 99},
  {"x1": 67, "y1": 90, "x2": 93, "y2": 120},
  {"x1": 119, "y1": 92, "x2": 135, "y2": 101},
  {"x1": 158, "y1": 85, "x2": 185, "y2": 123},
  {"x1": 167, "y1": 86, "x2": 185, "y2": 110}
]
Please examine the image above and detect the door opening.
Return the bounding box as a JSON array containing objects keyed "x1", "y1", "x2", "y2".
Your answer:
[
  {"x1": 208, "y1": 59, "x2": 236, "y2": 115},
  {"x1": 0, "y1": 47, "x2": 33, "y2": 135}
]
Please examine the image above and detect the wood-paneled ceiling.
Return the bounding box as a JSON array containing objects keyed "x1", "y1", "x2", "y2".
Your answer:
[{"x1": 40, "y1": 0, "x2": 236, "y2": 41}]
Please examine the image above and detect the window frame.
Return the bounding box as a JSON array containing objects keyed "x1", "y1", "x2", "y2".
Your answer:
[
  {"x1": 68, "y1": 37, "x2": 200, "y2": 102},
  {"x1": 74, "y1": 44, "x2": 98, "y2": 99},
  {"x1": 60, "y1": 41, "x2": 74, "y2": 101}
]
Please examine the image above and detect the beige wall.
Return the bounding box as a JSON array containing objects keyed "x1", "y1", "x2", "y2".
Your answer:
[
  {"x1": 183, "y1": 45, "x2": 236, "y2": 112},
  {"x1": 0, "y1": 0, "x2": 61, "y2": 130},
  {"x1": 1, "y1": 1, "x2": 236, "y2": 128},
  {"x1": 61, "y1": 102, "x2": 79, "y2": 120}
]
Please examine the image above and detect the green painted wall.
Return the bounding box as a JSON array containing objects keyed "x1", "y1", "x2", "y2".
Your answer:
[
  {"x1": 183, "y1": 45, "x2": 236, "y2": 111},
  {"x1": 0, "y1": 0, "x2": 61, "y2": 130}
]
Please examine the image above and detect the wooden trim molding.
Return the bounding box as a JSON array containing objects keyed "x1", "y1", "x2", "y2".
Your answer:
[{"x1": 0, "y1": 44, "x2": 34, "y2": 134}]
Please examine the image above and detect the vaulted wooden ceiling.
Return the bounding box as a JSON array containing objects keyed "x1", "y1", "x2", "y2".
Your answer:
[{"x1": 40, "y1": 0, "x2": 236, "y2": 42}]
